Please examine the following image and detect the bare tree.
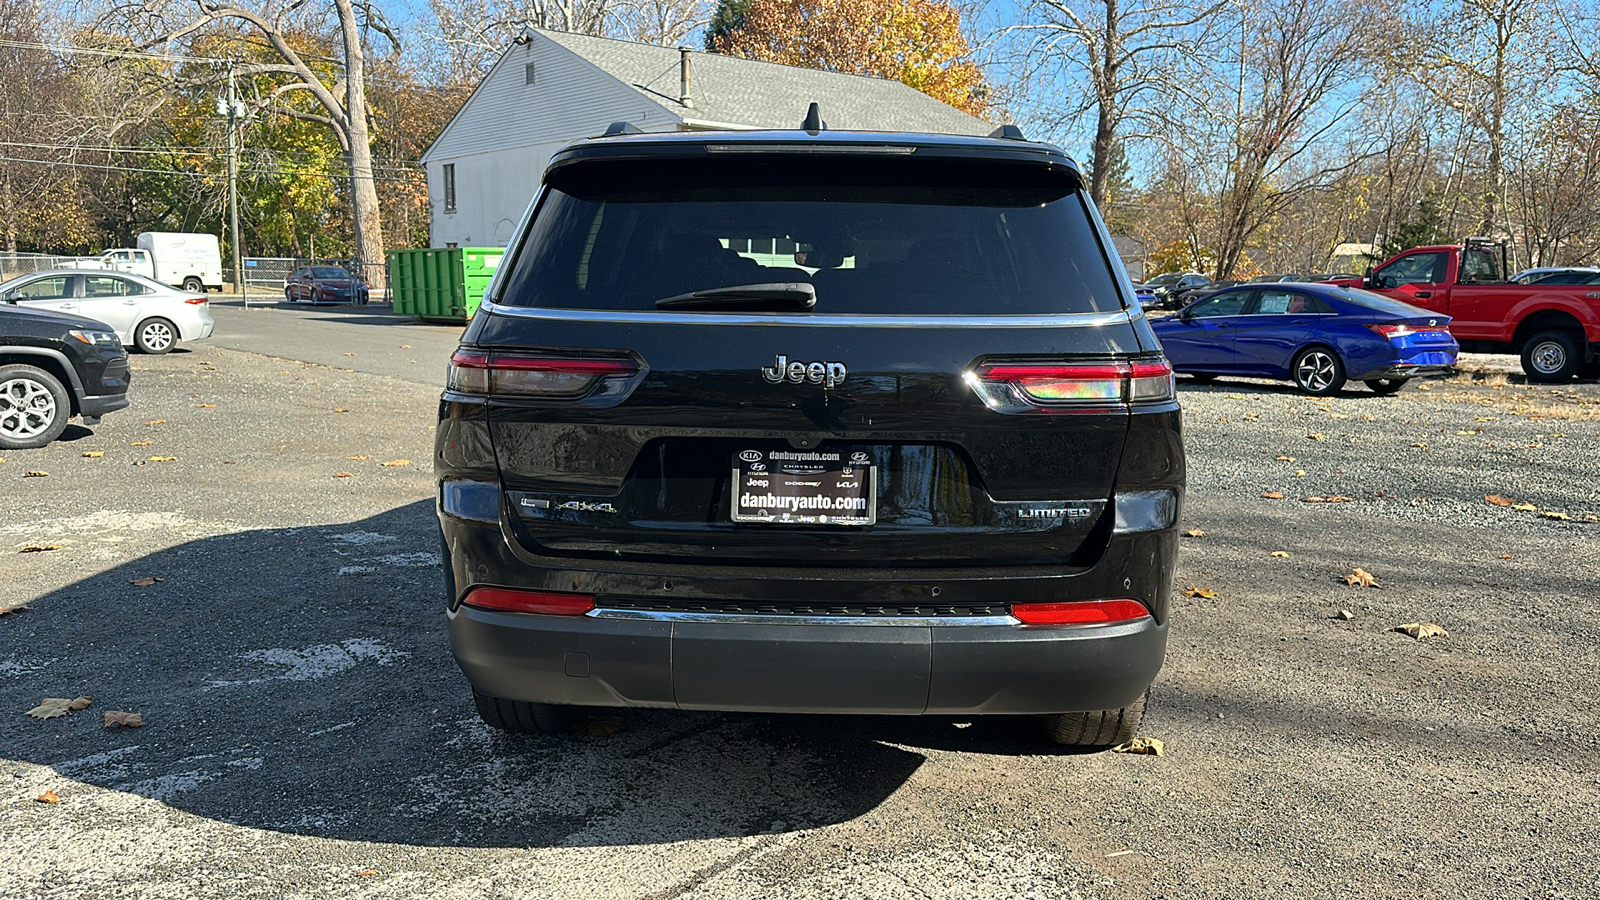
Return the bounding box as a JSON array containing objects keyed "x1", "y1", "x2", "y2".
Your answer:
[
  {"x1": 1004, "y1": 0, "x2": 1231, "y2": 209},
  {"x1": 104, "y1": 0, "x2": 402, "y2": 281},
  {"x1": 1171, "y1": 0, "x2": 1379, "y2": 278}
]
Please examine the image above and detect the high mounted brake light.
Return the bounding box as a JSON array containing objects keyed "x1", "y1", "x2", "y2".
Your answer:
[
  {"x1": 448, "y1": 350, "x2": 641, "y2": 400},
  {"x1": 968, "y1": 359, "x2": 1174, "y2": 413}
]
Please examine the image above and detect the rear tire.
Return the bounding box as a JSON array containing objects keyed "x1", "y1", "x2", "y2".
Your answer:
[
  {"x1": 284, "y1": 286, "x2": 296, "y2": 303},
  {"x1": 181, "y1": 277, "x2": 204, "y2": 293},
  {"x1": 1291, "y1": 346, "x2": 1345, "y2": 396},
  {"x1": 0, "y1": 364, "x2": 70, "y2": 450},
  {"x1": 1363, "y1": 378, "x2": 1409, "y2": 395},
  {"x1": 135, "y1": 317, "x2": 177, "y2": 354},
  {"x1": 1521, "y1": 329, "x2": 1582, "y2": 383},
  {"x1": 472, "y1": 690, "x2": 585, "y2": 735},
  {"x1": 1040, "y1": 692, "x2": 1147, "y2": 748}
]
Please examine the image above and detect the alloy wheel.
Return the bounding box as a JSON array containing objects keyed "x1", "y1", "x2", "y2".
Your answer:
[
  {"x1": 141, "y1": 321, "x2": 174, "y2": 352},
  {"x1": 0, "y1": 376, "x2": 57, "y2": 441},
  {"x1": 1295, "y1": 350, "x2": 1337, "y2": 392}
]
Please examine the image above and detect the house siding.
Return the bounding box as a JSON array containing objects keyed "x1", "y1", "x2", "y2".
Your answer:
[{"x1": 424, "y1": 33, "x2": 681, "y2": 247}]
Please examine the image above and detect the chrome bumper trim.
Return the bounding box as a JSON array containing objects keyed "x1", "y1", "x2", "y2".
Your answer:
[{"x1": 588, "y1": 609, "x2": 1021, "y2": 627}]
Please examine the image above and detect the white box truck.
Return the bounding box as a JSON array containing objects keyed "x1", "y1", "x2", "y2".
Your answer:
[{"x1": 66, "y1": 232, "x2": 223, "y2": 292}]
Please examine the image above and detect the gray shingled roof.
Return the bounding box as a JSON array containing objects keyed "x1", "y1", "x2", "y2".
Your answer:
[{"x1": 535, "y1": 29, "x2": 992, "y2": 136}]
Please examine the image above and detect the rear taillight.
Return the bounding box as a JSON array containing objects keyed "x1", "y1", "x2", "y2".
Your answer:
[
  {"x1": 1366, "y1": 323, "x2": 1447, "y2": 339},
  {"x1": 968, "y1": 359, "x2": 1174, "y2": 412},
  {"x1": 448, "y1": 350, "x2": 641, "y2": 401},
  {"x1": 461, "y1": 587, "x2": 596, "y2": 616},
  {"x1": 184, "y1": 296, "x2": 208, "y2": 305},
  {"x1": 1012, "y1": 598, "x2": 1151, "y2": 625}
]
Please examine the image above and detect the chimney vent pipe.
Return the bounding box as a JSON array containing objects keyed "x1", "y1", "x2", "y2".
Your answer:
[{"x1": 679, "y1": 47, "x2": 694, "y2": 109}]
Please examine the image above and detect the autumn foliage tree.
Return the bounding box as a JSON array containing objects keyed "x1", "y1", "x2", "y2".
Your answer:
[{"x1": 709, "y1": 0, "x2": 988, "y2": 117}]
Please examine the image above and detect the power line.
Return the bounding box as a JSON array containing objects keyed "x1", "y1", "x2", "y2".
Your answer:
[
  {"x1": 0, "y1": 153, "x2": 423, "y2": 183},
  {"x1": 0, "y1": 38, "x2": 230, "y2": 66}
]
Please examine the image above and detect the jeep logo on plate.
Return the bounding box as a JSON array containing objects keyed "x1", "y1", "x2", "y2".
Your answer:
[{"x1": 761, "y1": 355, "x2": 847, "y2": 388}]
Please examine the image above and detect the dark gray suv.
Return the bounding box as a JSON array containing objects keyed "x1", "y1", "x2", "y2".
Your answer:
[{"x1": 436, "y1": 123, "x2": 1184, "y2": 746}]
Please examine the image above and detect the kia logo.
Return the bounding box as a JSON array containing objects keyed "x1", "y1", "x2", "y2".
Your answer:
[{"x1": 740, "y1": 450, "x2": 762, "y2": 462}]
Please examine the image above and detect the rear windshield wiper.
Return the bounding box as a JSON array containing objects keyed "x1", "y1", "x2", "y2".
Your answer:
[{"x1": 654, "y1": 282, "x2": 816, "y2": 311}]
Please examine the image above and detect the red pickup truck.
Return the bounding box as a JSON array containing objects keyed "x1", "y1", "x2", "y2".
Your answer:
[{"x1": 1338, "y1": 239, "x2": 1600, "y2": 382}]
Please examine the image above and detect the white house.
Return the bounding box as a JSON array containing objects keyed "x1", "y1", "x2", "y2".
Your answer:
[{"x1": 420, "y1": 29, "x2": 993, "y2": 248}]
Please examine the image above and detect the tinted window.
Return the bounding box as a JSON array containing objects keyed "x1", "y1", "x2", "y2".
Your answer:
[
  {"x1": 15, "y1": 276, "x2": 71, "y2": 300},
  {"x1": 499, "y1": 157, "x2": 1122, "y2": 315},
  {"x1": 311, "y1": 267, "x2": 347, "y2": 279},
  {"x1": 1187, "y1": 291, "x2": 1249, "y2": 318},
  {"x1": 85, "y1": 276, "x2": 141, "y2": 297}
]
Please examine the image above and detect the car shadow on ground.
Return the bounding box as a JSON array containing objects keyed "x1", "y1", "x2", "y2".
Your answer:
[{"x1": 6, "y1": 500, "x2": 943, "y2": 849}]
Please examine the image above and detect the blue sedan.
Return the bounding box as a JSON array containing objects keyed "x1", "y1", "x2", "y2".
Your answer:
[{"x1": 1150, "y1": 282, "x2": 1459, "y2": 396}]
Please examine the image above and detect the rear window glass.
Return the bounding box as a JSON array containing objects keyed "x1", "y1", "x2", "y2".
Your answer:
[{"x1": 496, "y1": 156, "x2": 1123, "y2": 315}]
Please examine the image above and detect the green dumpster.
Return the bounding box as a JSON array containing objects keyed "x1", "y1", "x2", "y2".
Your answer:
[{"x1": 387, "y1": 246, "x2": 505, "y2": 323}]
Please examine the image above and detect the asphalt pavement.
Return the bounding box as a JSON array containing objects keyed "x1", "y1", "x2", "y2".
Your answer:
[{"x1": 2, "y1": 315, "x2": 1598, "y2": 898}]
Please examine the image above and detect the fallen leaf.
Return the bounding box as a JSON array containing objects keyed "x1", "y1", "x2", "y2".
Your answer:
[
  {"x1": 34, "y1": 790, "x2": 59, "y2": 804},
  {"x1": 1104, "y1": 849, "x2": 1136, "y2": 858},
  {"x1": 1261, "y1": 491, "x2": 1285, "y2": 499},
  {"x1": 1294, "y1": 469, "x2": 1306, "y2": 477},
  {"x1": 1499, "y1": 554, "x2": 1512, "y2": 559},
  {"x1": 129, "y1": 576, "x2": 164, "y2": 587},
  {"x1": 1512, "y1": 502, "x2": 1538, "y2": 512},
  {"x1": 1394, "y1": 621, "x2": 1448, "y2": 639},
  {"x1": 23, "y1": 470, "x2": 48, "y2": 477},
  {"x1": 1335, "y1": 609, "x2": 1355, "y2": 621},
  {"x1": 1301, "y1": 495, "x2": 1357, "y2": 503},
  {"x1": 1275, "y1": 455, "x2": 1297, "y2": 462},
  {"x1": 1416, "y1": 384, "x2": 1432, "y2": 391},
  {"x1": 1410, "y1": 441, "x2": 1428, "y2": 448},
  {"x1": 580, "y1": 714, "x2": 624, "y2": 737},
  {"x1": 1307, "y1": 433, "x2": 1325, "y2": 441},
  {"x1": 147, "y1": 456, "x2": 177, "y2": 463},
  {"x1": 1484, "y1": 494, "x2": 1515, "y2": 507},
  {"x1": 356, "y1": 869, "x2": 379, "y2": 877},
  {"x1": 1181, "y1": 528, "x2": 1206, "y2": 538},
  {"x1": 145, "y1": 419, "x2": 165, "y2": 425},
  {"x1": 380, "y1": 459, "x2": 411, "y2": 467},
  {"x1": 1475, "y1": 417, "x2": 1497, "y2": 422},
  {"x1": 129, "y1": 440, "x2": 153, "y2": 447},
  {"x1": 346, "y1": 455, "x2": 371, "y2": 460},
  {"x1": 0, "y1": 599, "x2": 31, "y2": 615},
  {"x1": 81, "y1": 451, "x2": 105, "y2": 458},
  {"x1": 195, "y1": 404, "x2": 217, "y2": 409},
  {"x1": 1344, "y1": 567, "x2": 1381, "y2": 588},
  {"x1": 26, "y1": 696, "x2": 92, "y2": 719},
  {"x1": 334, "y1": 472, "x2": 354, "y2": 478},
  {"x1": 1328, "y1": 412, "x2": 1349, "y2": 419},
  {"x1": 1585, "y1": 515, "x2": 1600, "y2": 524},
  {"x1": 1541, "y1": 511, "x2": 1571, "y2": 521},
  {"x1": 19, "y1": 544, "x2": 59, "y2": 553},
  {"x1": 1270, "y1": 550, "x2": 1291, "y2": 558},
  {"x1": 332, "y1": 408, "x2": 350, "y2": 413},
  {"x1": 399, "y1": 345, "x2": 411, "y2": 349},
  {"x1": 103, "y1": 711, "x2": 145, "y2": 728},
  {"x1": 1183, "y1": 586, "x2": 1218, "y2": 599},
  {"x1": 1455, "y1": 429, "x2": 1480, "y2": 435},
  {"x1": 342, "y1": 352, "x2": 356, "y2": 356},
  {"x1": 1110, "y1": 736, "x2": 1165, "y2": 756}
]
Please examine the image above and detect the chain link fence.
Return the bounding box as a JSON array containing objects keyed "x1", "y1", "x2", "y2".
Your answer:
[
  {"x1": 226, "y1": 257, "x2": 392, "y2": 306},
  {"x1": 0, "y1": 251, "x2": 103, "y2": 281}
]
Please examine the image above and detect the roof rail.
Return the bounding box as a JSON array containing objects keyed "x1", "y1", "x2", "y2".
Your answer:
[
  {"x1": 601, "y1": 121, "x2": 642, "y2": 137},
  {"x1": 801, "y1": 102, "x2": 826, "y2": 134},
  {"x1": 989, "y1": 124, "x2": 1027, "y2": 141}
]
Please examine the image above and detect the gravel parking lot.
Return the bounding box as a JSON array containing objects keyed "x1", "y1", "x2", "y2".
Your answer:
[{"x1": 3, "y1": 313, "x2": 1598, "y2": 898}]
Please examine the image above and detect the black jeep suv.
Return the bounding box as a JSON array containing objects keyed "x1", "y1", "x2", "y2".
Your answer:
[
  {"x1": 436, "y1": 124, "x2": 1184, "y2": 746},
  {"x1": 1, "y1": 303, "x2": 130, "y2": 449}
]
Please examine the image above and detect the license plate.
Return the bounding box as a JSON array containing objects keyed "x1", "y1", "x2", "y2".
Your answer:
[{"x1": 731, "y1": 449, "x2": 876, "y2": 526}]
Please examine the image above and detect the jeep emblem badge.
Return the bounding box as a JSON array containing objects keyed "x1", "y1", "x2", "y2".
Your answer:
[{"x1": 761, "y1": 354, "x2": 847, "y2": 388}]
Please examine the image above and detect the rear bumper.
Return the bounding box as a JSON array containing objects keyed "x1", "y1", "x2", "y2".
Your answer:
[
  {"x1": 440, "y1": 494, "x2": 1177, "y2": 715},
  {"x1": 1365, "y1": 362, "x2": 1454, "y2": 379},
  {"x1": 450, "y1": 605, "x2": 1166, "y2": 714}
]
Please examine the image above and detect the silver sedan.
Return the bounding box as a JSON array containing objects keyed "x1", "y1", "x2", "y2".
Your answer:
[{"x1": 0, "y1": 270, "x2": 215, "y2": 353}]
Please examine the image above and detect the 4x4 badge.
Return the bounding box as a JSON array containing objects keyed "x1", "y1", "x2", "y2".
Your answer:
[{"x1": 761, "y1": 355, "x2": 847, "y2": 388}]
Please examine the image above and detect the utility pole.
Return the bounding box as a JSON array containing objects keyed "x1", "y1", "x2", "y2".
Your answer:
[{"x1": 218, "y1": 62, "x2": 247, "y2": 305}]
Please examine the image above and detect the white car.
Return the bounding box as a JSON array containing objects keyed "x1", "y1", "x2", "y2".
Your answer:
[{"x1": 0, "y1": 270, "x2": 215, "y2": 354}]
